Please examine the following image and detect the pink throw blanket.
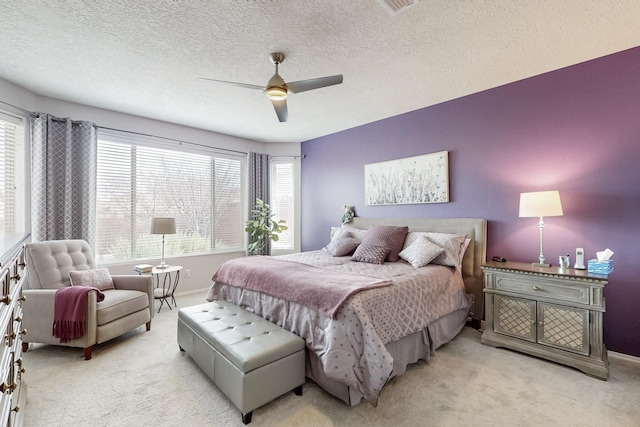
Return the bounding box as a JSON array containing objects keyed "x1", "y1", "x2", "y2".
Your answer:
[
  {"x1": 53, "y1": 286, "x2": 105, "y2": 343},
  {"x1": 212, "y1": 256, "x2": 392, "y2": 319}
]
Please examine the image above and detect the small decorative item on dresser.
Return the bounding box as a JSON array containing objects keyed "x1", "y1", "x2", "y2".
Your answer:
[
  {"x1": 588, "y1": 248, "x2": 614, "y2": 275},
  {"x1": 588, "y1": 259, "x2": 614, "y2": 275}
]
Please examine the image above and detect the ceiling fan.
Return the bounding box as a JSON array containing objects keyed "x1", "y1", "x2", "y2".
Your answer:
[{"x1": 199, "y1": 52, "x2": 343, "y2": 122}]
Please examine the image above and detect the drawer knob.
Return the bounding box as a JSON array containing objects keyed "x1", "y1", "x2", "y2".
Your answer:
[{"x1": 532, "y1": 286, "x2": 541, "y2": 291}]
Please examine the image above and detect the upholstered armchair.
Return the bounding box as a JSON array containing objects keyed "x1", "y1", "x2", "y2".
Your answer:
[{"x1": 22, "y1": 240, "x2": 154, "y2": 360}]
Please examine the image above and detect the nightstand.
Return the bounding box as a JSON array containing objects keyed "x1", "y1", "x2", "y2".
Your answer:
[{"x1": 481, "y1": 261, "x2": 609, "y2": 379}]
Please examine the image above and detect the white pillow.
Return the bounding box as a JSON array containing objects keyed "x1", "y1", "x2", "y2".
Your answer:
[
  {"x1": 425, "y1": 232, "x2": 466, "y2": 268},
  {"x1": 399, "y1": 236, "x2": 445, "y2": 268},
  {"x1": 341, "y1": 224, "x2": 367, "y2": 241},
  {"x1": 402, "y1": 231, "x2": 467, "y2": 269},
  {"x1": 68, "y1": 268, "x2": 115, "y2": 291},
  {"x1": 330, "y1": 226, "x2": 343, "y2": 240}
]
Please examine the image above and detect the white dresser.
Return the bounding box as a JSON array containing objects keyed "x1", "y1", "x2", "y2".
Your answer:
[
  {"x1": 481, "y1": 261, "x2": 609, "y2": 380},
  {"x1": 0, "y1": 238, "x2": 28, "y2": 426}
]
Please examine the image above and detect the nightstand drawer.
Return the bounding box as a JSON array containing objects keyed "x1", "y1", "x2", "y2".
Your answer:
[{"x1": 494, "y1": 275, "x2": 589, "y2": 305}]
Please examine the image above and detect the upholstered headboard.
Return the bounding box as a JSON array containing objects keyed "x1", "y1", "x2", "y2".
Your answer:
[{"x1": 349, "y1": 217, "x2": 487, "y2": 320}]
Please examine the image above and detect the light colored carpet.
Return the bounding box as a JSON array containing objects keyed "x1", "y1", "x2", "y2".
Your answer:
[{"x1": 23, "y1": 291, "x2": 640, "y2": 427}]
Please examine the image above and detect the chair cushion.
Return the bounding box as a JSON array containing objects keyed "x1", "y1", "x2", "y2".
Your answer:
[{"x1": 96, "y1": 289, "x2": 149, "y2": 326}]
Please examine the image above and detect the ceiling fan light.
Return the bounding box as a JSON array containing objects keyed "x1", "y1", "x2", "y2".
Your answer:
[{"x1": 266, "y1": 86, "x2": 288, "y2": 100}]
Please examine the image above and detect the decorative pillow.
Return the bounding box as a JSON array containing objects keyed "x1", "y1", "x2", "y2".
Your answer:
[
  {"x1": 360, "y1": 225, "x2": 409, "y2": 262},
  {"x1": 402, "y1": 231, "x2": 426, "y2": 250},
  {"x1": 330, "y1": 226, "x2": 343, "y2": 241},
  {"x1": 341, "y1": 224, "x2": 367, "y2": 241},
  {"x1": 424, "y1": 232, "x2": 467, "y2": 269},
  {"x1": 351, "y1": 245, "x2": 389, "y2": 265},
  {"x1": 325, "y1": 235, "x2": 361, "y2": 256},
  {"x1": 399, "y1": 236, "x2": 445, "y2": 268},
  {"x1": 68, "y1": 268, "x2": 115, "y2": 291},
  {"x1": 459, "y1": 238, "x2": 472, "y2": 261}
]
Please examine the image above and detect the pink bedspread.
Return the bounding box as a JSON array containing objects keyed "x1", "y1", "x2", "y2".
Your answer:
[
  {"x1": 212, "y1": 256, "x2": 392, "y2": 319},
  {"x1": 208, "y1": 250, "x2": 470, "y2": 406}
]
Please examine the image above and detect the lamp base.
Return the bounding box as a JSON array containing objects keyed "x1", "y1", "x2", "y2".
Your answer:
[
  {"x1": 532, "y1": 262, "x2": 550, "y2": 268},
  {"x1": 155, "y1": 263, "x2": 170, "y2": 269}
]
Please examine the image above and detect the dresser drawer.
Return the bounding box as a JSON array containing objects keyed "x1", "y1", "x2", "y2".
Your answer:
[{"x1": 494, "y1": 275, "x2": 590, "y2": 305}]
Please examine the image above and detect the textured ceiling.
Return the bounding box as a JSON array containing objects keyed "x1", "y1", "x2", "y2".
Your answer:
[{"x1": 1, "y1": 1, "x2": 640, "y2": 143}]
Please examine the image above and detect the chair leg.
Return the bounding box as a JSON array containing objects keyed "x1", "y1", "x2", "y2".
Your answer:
[
  {"x1": 146, "y1": 321, "x2": 151, "y2": 331},
  {"x1": 84, "y1": 346, "x2": 93, "y2": 360}
]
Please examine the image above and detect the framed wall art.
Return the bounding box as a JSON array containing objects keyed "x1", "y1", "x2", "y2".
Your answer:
[{"x1": 364, "y1": 151, "x2": 449, "y2": 205}]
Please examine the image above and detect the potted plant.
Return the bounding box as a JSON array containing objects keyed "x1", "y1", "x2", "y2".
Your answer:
[{"x1": 245, "y1": 198, "x2": 288, "y2": 255}]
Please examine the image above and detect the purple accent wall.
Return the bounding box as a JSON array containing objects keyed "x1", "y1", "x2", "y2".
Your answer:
[{"x1": 301, "y1": 47, "x2": 640, "y2": 357}]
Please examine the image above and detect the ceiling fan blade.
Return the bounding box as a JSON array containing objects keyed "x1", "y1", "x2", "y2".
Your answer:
[
  {"x1": 198, "y1": 77, "x2": 264, "y2": 91},
  {"x1": 271, "y1": 99, "x2": 288, "y2": 122},
  {"x1": 287, "y1": 74, "x2": 343, "y2": 94}
]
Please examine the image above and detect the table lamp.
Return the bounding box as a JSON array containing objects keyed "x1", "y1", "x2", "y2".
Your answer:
[
  {"x1": 151, "y1": 217, "x2": 176, "y2": 269},
  {"x1": 519, "y1": 191, "x2": 563, "y2": 267}
]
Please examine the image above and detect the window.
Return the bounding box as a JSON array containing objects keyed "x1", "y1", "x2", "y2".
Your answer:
[
  {"x1": 270, "y1": 159, "x2": 295, "y2": 251},
  {"x1": 0, "y1": 112, "x2": 26, "y2": 235},
  {"x1": 96, "y1": 136, "x2": 246, "y2": 262}
]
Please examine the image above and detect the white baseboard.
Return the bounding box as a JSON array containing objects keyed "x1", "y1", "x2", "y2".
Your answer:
[
  {"x1": 609, "y1": 350, "x2": 640, "y2": 363},
  {"x1": 174, "y1": 287, "x2": 209, "y2": 297}
]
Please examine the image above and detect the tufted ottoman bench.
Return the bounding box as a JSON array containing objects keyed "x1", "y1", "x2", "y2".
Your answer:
[{"x1": 177, "y1": 301, "x2": 305, "y2": 424}]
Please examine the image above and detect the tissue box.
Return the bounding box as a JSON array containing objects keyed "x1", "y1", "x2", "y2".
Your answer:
[{"x1": 588, "y1": 259, "x2": 614, "y2": 275}]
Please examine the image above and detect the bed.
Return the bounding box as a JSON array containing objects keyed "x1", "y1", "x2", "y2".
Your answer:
[{"x1": 206, "y1": 217, "x2": 487, "y2": 406}]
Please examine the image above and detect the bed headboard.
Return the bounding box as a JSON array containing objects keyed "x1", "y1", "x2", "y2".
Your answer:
[{"x1": 349, "y1": 217, "x2": 487, "y2": 320}]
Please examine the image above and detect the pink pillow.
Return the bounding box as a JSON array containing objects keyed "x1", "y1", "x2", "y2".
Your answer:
[
  {"x1": 361, "y1": 225, "x2": 409, "y2": 262},
  {"x1": 351, "y1": 245, "x2": 389, "y2": 265},
  {"x1": 68, "y1": 268, "x2": 115, "y2": 291}
]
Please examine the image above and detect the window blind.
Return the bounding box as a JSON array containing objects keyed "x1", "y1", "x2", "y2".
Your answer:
[
  {"x1": 96, "y1": 138, "x2": 246, "y2": 262},
  {"x1": 0, "y1": 114, "x2": 25, "y2": 234},
  {"x1": 270, "y1": 160, "x2": 294, "y2": 250}
]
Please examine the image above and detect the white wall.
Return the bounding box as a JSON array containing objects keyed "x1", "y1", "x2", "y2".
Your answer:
[{"x1": 1, "y1": 77, "x2": 301, "y2": 295}]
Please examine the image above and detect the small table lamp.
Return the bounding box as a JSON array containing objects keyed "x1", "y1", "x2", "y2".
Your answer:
[
  {"x1": 519, "y1": 191, "x2": 563, "y2": 267},
  {"x1": 151, "y1": 217, "x2": 176, "y2": 269}
]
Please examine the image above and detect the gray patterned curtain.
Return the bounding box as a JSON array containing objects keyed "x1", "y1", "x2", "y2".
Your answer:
[
  {"x1": 31, "y1": 114, "x2": 97, "y2": 247},
  {"x1": 248, "y1": 152, "x2": 270, "y2": 255}
]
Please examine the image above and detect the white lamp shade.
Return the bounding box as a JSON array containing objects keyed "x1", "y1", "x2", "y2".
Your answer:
[
  {"x1": 151, "y1": 217, "x2": 176, "y2": 234},
  {"x1": 519, "y1": 191, "x2": 564, "y2": 217}
]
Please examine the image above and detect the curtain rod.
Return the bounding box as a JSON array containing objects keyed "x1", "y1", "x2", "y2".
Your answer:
[
  {"x1": 0, "y1": 98, "x2": 248, "y2": 156},
  {"x1": 1, "y1": 98, "x2": 302, "y2": 158},
  {"x1": 0, "y1": 99, "x2": 30, "y2": 115},
  {"x1": 96, "y1": 126, "x2": 247, "y2": 156},
  {"x1": 0, "y1": 101, "x2": 85, "y2": 124}
]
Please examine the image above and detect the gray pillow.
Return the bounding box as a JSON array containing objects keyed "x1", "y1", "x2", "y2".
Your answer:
[{"x1": 325, "y1": 235, "x2": 360, "y2": 256}]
